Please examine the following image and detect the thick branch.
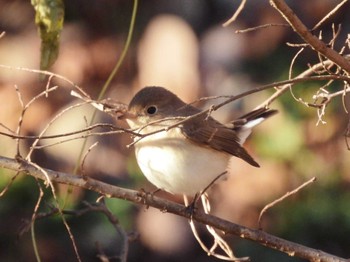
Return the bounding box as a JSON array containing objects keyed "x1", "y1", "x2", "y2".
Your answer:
[
  {"x1": 270, "y1": 0, "x2": 350, "y2": 74},
  {"x1": 0, "y1": 156, "x2": 347, "y2": 262}
]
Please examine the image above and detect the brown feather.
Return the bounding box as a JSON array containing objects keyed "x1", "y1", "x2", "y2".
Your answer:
[{"x1": 181, "y1": 116, "x2": 260, "y2": 167}]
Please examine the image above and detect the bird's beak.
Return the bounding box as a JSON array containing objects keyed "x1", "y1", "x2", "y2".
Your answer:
[
  {"x1": 118, "y1": 111, "x2": 137, "y2": 120},
  {"x1": 92, "y1": 99, "x2": 130, "y2": 120}
]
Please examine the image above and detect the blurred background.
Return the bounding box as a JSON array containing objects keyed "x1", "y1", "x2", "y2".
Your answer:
[{"x1": 1, "y1": 0, "x2": 350, "y2": 261}]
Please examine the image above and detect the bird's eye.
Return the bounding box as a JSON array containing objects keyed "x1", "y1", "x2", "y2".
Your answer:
[{"x1": 146, "y1": 105, "x2": 157, "y2": 115}]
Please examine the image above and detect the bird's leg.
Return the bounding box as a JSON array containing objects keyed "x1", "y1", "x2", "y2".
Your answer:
[
  {"x1": 183, "y1": 194, "x2": 200, "y2": 218},
  {"x1": 138, "y1": 187, "x2": 162, "y2": 196},
  {"x1": 150, "y1": 188, "x2": 162, "y2": 195},
  {"x1": 183, "y1": 171, "x2": 227, "y2": 217},
  {"x1": 137, "y1": 188, "x2": 163, "y2": 207}
]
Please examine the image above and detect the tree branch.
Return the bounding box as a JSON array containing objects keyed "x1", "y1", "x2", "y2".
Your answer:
[
  {"x1": 0, "y1": 156, "x2": 347, "y2": 262},
  {"x1": 269, "y1": 0, "x2": 350, "y2": 74}
]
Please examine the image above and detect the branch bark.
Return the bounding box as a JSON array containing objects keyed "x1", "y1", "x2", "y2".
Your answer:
[
  {"x1": 270, "y1": 0, "x2": 350, "y2": 74},
  {"x1": 0, "y1": 155, "x2": 347, "y2": 262}
]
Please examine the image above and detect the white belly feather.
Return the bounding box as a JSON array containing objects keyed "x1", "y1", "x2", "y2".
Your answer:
[{"x1": 133, "y1": 127, "x2": 230, "y2": 196}]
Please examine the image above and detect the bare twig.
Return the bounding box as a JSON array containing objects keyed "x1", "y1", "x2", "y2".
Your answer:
[
  {"x1": 345, "y1": 117, "x2": 350, "y2": 150},
  {"x1": 0, "y1": 171, "x2": 20, "y2": 197},
  {"x1": 30, "y1": 179, "x2": 45, "y2": 262},
  {"x1": 14, "y1": 86, "x2": 58, "y2": 156},
  {"x1": 26, "y1": 102, "x2": 88, "y2": 159},
  {"x1": 328, "y1": 24, "x2": 342, "y2": 50},
  {"x1": 255, "y1": 61, "x2": 344, "y2": 109},
  {"x1": 0, "y1": 123, "x2": 132, "y2": 141},
  {"x1": 80, "y1": 142, "x2": 99, "y2": 178},
  {"x1": 312, "y1": 0, "x2": 348, "y2": 31},
  {"x1": 258, "y1": 177, "x2": 317, "y2": 229},
  {"x1": 287, "y1": 47, "x2": 307, "y2": 104},
  {"x1": 20, "y1": 200, "x2": 129, "y2": 262},
  {"x1": 70, "y1": 200, "x2": 128, "y2": 262},
  {"x1": 235, "y1": 23, "x2": 289, "y2": 34},
  {"x1": 0, "y1": 64, "x2": 90, "y2": 98},
  {"x1": 184, "y1": 186, "x2": 247, "y2": 261},
  {"x1": 222, "y1": 0, "x2": 246, "y2": 27}
]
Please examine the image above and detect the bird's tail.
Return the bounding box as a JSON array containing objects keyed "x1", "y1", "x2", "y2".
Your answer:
[{"x1": 231, "y1": 108, "x2": 277, "y2": 144}]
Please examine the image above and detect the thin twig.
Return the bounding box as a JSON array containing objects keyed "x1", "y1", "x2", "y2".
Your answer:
[
  {"x1": 287, "y1": 47, "x2": 307, "y2": 104},
  {"x1": 222, "y1": 0, "x2": 246, "y2": 27},
  {"x1": 312, "y1": 0, "x2": 348, "y2": 31},
  {"x1": 15, "y1": 86, "x2": 59, "y2": 156},
  {"x1": 0, "y1": 172, "x2": 20, "y2": 197},
  {"x1": 235, "y1": 23, "x2": 289, "y2": 34},
  {"x1": 0, "y1": 123, "x2": 133, "y2": 140},
  {"x1": 256, "y1": 61, "x2": 339, "y2": 109},
  {"x1": 185, "y1": 195, "x2": 248, "y2": 261},
  {"x1": 80, "y1": 142, "x2": 99, "y2": 178},
  {"x1": 0, "y1": 64, "x2": 90, "y2": 98},
  {"x1": 258, "y1": 177, "x2": 317, "y2": 229},
  {"x1": 31, "y1": 180, "x2": 44, "y2": 262}
]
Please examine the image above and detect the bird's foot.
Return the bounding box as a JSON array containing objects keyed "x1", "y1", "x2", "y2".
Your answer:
[{"x1": 183, "y1": 193, "x2": 200, "y2": 218}]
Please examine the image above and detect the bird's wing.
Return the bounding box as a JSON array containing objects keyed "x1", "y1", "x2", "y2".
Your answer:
[{"x1": 181, "y1": 117, "x2": 260, "y2": 167}]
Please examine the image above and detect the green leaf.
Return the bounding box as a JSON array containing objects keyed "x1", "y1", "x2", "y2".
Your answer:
[{"x1": 31, "y1": 0, "x2": 64, "y2": 70}]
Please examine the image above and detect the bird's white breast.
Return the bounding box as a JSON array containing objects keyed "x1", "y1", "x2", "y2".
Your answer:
[{"x1": 133, "y1": 127, "x2": 230, "y2": 196}]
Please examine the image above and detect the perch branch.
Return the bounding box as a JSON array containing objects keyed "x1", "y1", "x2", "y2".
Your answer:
[{"x1": 0, "y1": 156, "x2": 346, "y2": 262}]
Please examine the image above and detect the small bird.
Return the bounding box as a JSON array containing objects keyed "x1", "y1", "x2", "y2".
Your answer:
[{"x1": 121, "y1": 86, "x2": 276, "y2": 197}]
